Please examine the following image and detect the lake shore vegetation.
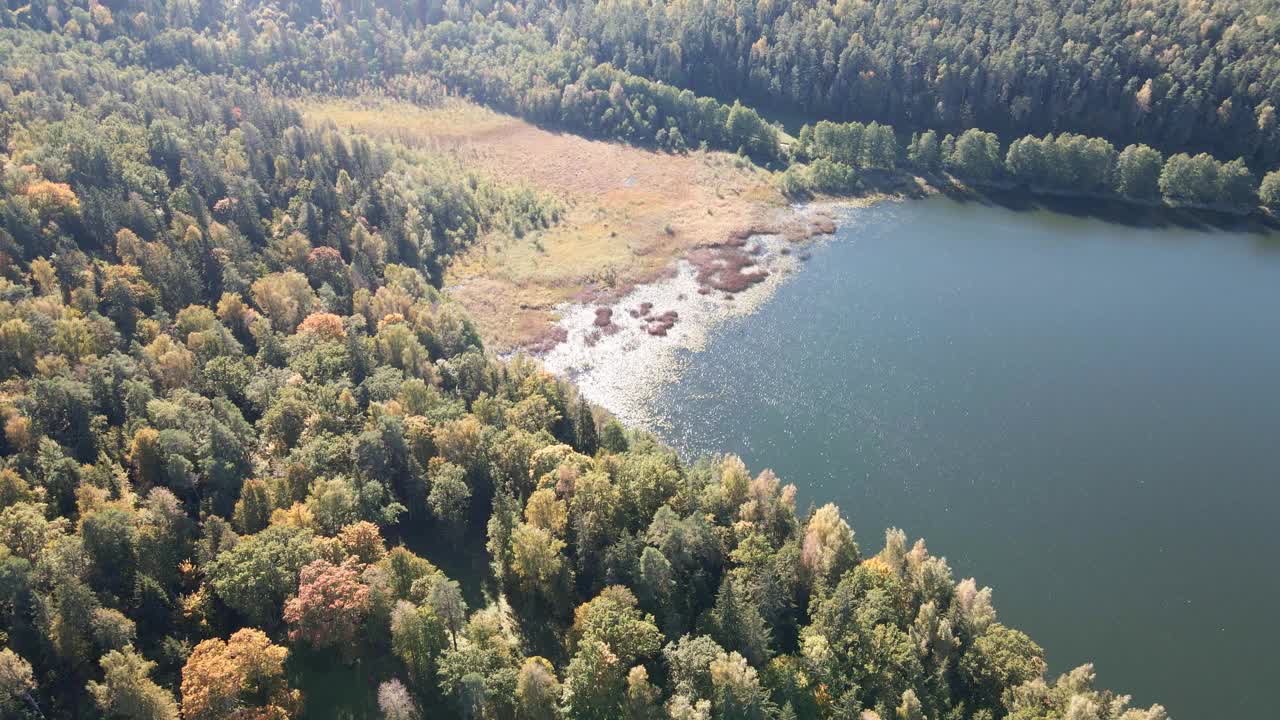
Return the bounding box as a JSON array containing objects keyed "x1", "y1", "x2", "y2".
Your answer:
[{"x1": 0, "y1": 1, "x2": 1249, "y2": 717}]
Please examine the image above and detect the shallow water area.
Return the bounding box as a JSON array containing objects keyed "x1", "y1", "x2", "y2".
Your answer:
[{"x1": 538, "y1": 215, "x2": 836, "y2": 427}]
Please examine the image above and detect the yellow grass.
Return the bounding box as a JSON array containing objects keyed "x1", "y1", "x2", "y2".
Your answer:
[
  {"x1": 302, "y1": 96, "x2": 793, "y2": 350},
  {"x1": 303, "y1": 97, "x2": 516, "y2": 148}
]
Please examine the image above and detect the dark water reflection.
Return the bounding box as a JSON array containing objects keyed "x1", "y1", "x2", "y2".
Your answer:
[{"x1": 647, "y1": 196, "x2": 1280, "y2": 719}]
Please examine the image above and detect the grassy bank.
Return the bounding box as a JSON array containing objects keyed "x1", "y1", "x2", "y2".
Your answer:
[{"x1": 304, "y1": 96, "x2": 799, "y2": 351}]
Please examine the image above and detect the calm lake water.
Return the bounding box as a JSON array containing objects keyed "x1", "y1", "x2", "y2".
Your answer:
[{"x1": 645, "y1": 197, "x2": 1280, "y2": 719}]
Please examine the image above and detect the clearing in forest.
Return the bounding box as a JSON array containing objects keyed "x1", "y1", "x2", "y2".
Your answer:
[{"x1": 302, "y1": 97, "x2": 791, "y2": 351}]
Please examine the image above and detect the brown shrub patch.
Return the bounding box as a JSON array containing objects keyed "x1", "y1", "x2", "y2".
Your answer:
[
  {"x1": 688, "y1": 245, "x2": 769, "y2": 293},
  {"x1": 811, "y1": 216, "x2": 837, "y2": 234},
  {"x1": 525, "y1": 325, "x2": 568, "y2": 354},
  {"x1": 726, "y1": 224, "x2": 779, "y2": 244}
]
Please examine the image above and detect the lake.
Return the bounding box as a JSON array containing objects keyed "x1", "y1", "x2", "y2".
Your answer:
[{"x1": 642, "y1": 196, "x2": 1280, "y2": 719}]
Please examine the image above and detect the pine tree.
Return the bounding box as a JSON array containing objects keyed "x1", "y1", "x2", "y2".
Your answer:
[{"x1": 705, "y1": 578, "x2": 772, "y2": 667}]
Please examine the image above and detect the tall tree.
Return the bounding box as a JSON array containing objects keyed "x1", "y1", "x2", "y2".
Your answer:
[
  {"x1": 284, "y1": 559, "x2": 372, "y2": 655},
  {"x1": 87, "y1": 647, "x2": 180, "y2": 720}
]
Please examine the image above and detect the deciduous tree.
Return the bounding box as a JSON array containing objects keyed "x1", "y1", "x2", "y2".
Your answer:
[
  {"x1": 180, "y1": 629, "x2": 301, "y2": 720},
  {"x1": 0, "y1": 649, "x2": 40, "y2": 718},
  {"x1": 87, "y1": 647, "x2": 179, "y2": 720},
  {"x1": 206, "y1": 524, "x2": 318, "y2": 626},
  {"x1": 377, "y1": 679, "x2": 419, "y2": 720},
  {"x1": 1261, "y1": 171, "x2": 1280, "y2": 212},
  {"x1": 390, "y1": 600, "x2": 450, "y2": 689},
  {"x1": 515, "y1": 656, "x2": 560, "y2": 720},
  {"x1": 284, "y1": 559, "x2": 372, "y2": 653},
  {"x1": 1114, "y1": 145, "x2": 1164, "y2": 200}
]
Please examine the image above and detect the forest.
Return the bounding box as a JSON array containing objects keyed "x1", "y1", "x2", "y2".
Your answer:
[
  {"x1": 0, "y1": 1, "x2": 1221, "y2": 718},
  {"x1": 533, "y1": 0, "x2": 1280, "y2": 169},
  {"x1": 4, "y1": 1, "x2": 1277, "y2": 211}
]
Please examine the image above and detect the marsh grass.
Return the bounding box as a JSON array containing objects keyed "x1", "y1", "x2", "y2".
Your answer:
[{"x1": 302, "y1": 95, "x2": 792, "y2": 351}]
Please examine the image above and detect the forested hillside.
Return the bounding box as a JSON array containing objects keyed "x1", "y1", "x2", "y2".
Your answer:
[
  {"x1": 537, "y1": 0, "x2": 1280, "y2": 168},
  {"x1": 5, "y1": 0, "x2": 1279, "y2": 212},
  {"x1": 0, "y1": 1, "x2": 1199, "y2": 719}
]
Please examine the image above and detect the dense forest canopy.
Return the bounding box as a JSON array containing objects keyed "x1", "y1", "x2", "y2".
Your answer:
[
  {"x1": 535, "y1": 0, "x2": 1280, "y2": 168},
  {"x1": 4, "y1": 0, "x2": 1278, "y2": 209},
  {"x1": 0, "y1": 0, "x2": 1235, "y2": 718}
]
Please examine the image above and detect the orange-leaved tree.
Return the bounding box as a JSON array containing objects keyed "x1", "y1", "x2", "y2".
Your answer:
[{"x1": 180, "y1": 628, "x2": 301, "y2": 720}]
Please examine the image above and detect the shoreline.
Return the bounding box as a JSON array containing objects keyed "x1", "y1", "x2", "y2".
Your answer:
[
  {"x1": 535, "y1": 199, "x2": 873, "y2": 426},
  {"x1": 829, "y1": 167, "x2": 1279, "y2": 233},
  {"x1": 529, "y1": 171, "x2": 1277, "y2": 427}
]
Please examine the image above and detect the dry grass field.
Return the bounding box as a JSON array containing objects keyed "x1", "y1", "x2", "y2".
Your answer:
[{"x1": 302, "y1": 97, "x2": 794, "y2": 350}]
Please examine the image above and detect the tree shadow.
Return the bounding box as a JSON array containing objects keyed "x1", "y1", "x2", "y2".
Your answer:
[
  {"x1": 933, "y1": 180, "x2": 1280, "y2": 236},
  {"x1": 394, "y1": 503, "x2": 494, "y2": 610}
]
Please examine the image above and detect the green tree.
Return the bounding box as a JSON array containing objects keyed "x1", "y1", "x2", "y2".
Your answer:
[
  {"x1": 486, "y1": 482, "x2": 520, "y2": 592},
  {"x1": 206, "y1": 524, "x2": 319, "y2": 626},
  {"x1": 1261, "y1": 170, "x2": 1280, "y2": 211},
  {"x1": 390, "y1": 600, "x2": 450, "y2": 690},
  {"x1": 562, "y1": 640, "x2": 627, "y2": 720},
  {"x1": 1159, "y1": 153, "x2": 1221, "y2": 206},
  {"x1": 515, "y1": 656, "x2": 561, "y2": 720},
  {"x1": 708, "y1": 651, "x2": 774, "y2": 720},
  {"x1": 232, "y1": 479, "x2": 272, "y2": 534},
  {"x1": 599, "y1": 419, "x2": 629, "y2": 453},
  {"x1": 90, "y1": 607, "x2": 137, "y2": 655},
  {"x1": 427, "y1": 460, "x2": 472, "y2": 536},
  {"x1": 948, "y1": 130, "x2": 1002, "y2": 182},
  {"x1": 907, "y1": 131, "x2": 941, "y2": 172},
  {"x1": 806, "y1": 160, "x2": 860, "y2": 194},
  {"x1": 410, "y1": 572, "x2": 467, "y2": 647},
  {"x1": 573, "y1": 397, "x2": 599, "y2": 454},
  {"x1": 1114, "y1": 145, "x2": 1164, "y2": 199},
  {"x1": 725, "y1": 102, "x2": 780, "y2": 163},
  {"x1": 1004, "y1": 136, "x2": 1048, "y2": 186},
  {"x1": 305, "y1": 476, "x2": 360, "y2": 535},
  {"x1": 861, "y1": 123, "x2": 898, "y2": 169},
  {"x1": 812, "y1": 121, "x2": 865, "y2": 165},
  {"x1": 87, "y1": 647, "x2": 180, "y2": 720},
  {"x1": 571, "y1": 586, "x2": 663, "y2": 667},
  {"x1": 438, "y1": 608, "x2": 522, "y2": 719},
  {"x1": 664, "y1": 634, "x2": 724, "y2": 700},
  {"x1": 636, "y1": 546, "x2": 675, "y2": 616},
  {"x1": 704, "y1": 577, "x2": 771, "y2": 667},
  {"x1": 1217, "y1": 158, "x2": 1257, "y2": 209},
  {"x1": 81, "y1": 506, "x2": 139, "y2": 599},
  {"x1": 959, "y1": 623, "x2": 1046, "y2": 714}
]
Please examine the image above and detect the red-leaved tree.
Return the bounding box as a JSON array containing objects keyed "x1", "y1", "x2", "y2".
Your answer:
[{"x1": 283, "y1": 559, "x2": 371, "y2": 656}]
